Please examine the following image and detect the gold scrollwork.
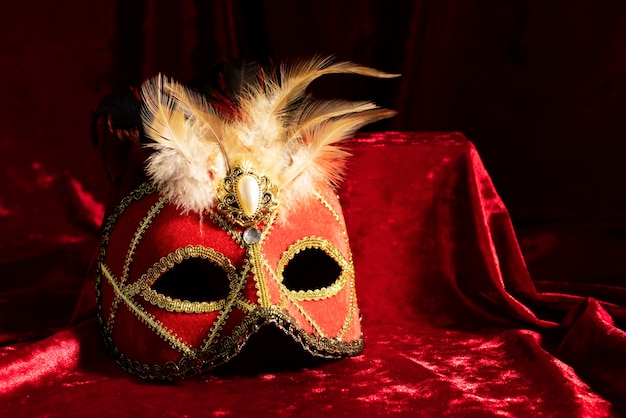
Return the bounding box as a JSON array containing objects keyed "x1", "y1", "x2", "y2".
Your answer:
[{"x1": 215, "y1": 165, "x2": 279, "y2": 227}]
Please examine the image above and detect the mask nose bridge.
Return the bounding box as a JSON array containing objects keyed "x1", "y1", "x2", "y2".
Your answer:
[{"x1": 246, "y1": 241, "x2": 278, "y2": 309}]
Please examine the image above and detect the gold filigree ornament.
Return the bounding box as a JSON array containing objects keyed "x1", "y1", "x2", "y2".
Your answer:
[{"x1": 215, "y1": 165, "x2": 279, "y2": 244}]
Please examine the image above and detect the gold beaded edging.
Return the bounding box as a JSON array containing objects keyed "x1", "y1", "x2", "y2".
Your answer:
[
  {"x1": 276, "y1": 236, "x2": 352, "y2": 301},
  {"x1": 209, "y1": 208, "x2": 277, "y2": 309},
  {"x1": 200, "y1": 258, "x2": 250, "y2": 351},
  {"x1": 107, "y1": 195, "x2": 168, "y2": 331},
  {"x1": 96, "y1": 181, "x2": 157, "y2": 335},
  {"x1": 140, "y1": 289, "x2": 225, "y2": 313},
  {"x1": 101, "y1": 264, "x2": 195, "y2": 356},
  {"x1": 339, "y1": 272, "x2": 357, "y2": 340},
  {"x1": 137, "y1": 245, "x2": 238, "y2": 313},
  {"x1": 104, "y1": 306, "x2": 363, "y2": 380},
  {"x1": 315, "y1": 191, "x2": 348, "y2": 235},
  {"x1": 274, "y1": 236, "x2": 356, "y2": 339}
]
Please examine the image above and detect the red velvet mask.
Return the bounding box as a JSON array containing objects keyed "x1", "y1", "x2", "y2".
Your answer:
[{"x1": 96, "y1": 57, "x2": 398, "y2": 379}]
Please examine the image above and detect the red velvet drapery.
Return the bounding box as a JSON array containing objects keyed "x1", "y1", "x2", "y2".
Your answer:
[
  {"x1": 3, "y1": 132, "x2": 625, "y2": 416},
  {"x1": 3, "y1": 0, "x2": 626, "y2": 276},
  {"x1": 2, "y1": 1, "x2": 626, "y2": 416}
]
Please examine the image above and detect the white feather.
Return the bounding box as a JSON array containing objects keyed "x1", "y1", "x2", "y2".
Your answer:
[{"x1": 139, "y1": 58, "x2": 399, "y2": 218}]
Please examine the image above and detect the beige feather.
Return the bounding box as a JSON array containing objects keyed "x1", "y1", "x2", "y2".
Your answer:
[
  {"x1": 165, "y1": 82, "x2": 234, "y2": 173},
  {"x1": 141, "y1": 75, "x2": 227, "y2": 213},
  {"x1": 286, "y1": 100, "x2": 379, "y2": 138},
  {"x1": 269, "y1": 56, "x2": 398, "y2": 117},
  {"x1": 281, "y1": 108, "x2": 398, "y2": 190},
  {"x1": 141, "y1": 76, "x2": 194, "y2": 162},
  {"x1": 139, "y1": 57, "x2": 399, "y2": 217}
]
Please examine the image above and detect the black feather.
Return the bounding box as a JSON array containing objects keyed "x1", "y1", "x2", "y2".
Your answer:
[{"x1": 90, "y1": 90, "x2": 142, "y2": 146}]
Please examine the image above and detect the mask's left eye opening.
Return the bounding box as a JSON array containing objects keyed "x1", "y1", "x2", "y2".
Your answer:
[
  {"x1": 151, "y1": 258, "x2": 231, "y2": 303},
  {"x1": 282, "y1": 248, "x2": 343, "y2": 292}
]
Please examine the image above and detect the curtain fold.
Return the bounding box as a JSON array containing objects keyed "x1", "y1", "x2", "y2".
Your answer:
[{"x1": 2, "y1": 0, "x2": 626, "y2": 415}]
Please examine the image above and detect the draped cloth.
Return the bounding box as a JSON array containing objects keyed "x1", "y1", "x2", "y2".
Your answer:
[{"x1": 1, "y1": 132, "x2": 624, "y2": 416}]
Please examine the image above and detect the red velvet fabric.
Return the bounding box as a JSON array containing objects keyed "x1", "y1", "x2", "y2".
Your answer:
[{"x1": 1, "y1": 132, "x2": 624, "y2": 416}]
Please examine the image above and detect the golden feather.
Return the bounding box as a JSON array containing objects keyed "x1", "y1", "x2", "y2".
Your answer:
[
  {"x1": 141, "y1": 75, "x2": 228, "y2": 213},
  {"x1": 141, "y1": 75, "x2": 195, "y2": 162},
  {"x1": 139, "y1": 57, "x2": 399, "y2": 216}
]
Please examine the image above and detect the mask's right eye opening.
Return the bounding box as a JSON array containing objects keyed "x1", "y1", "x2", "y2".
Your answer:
[
  {"x1": 151, "y1": 258, "x2": 231, "y2": 303},
  {"x1": 281, "y1": 247, "x2": 343, "y2": 292}
]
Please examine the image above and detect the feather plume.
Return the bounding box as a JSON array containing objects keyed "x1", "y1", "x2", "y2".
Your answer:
[
  {"x1": 141, "y1": 75, "x2": 228, "y2": 213},
  {"x1": 140, "y1": 57, "x2": 399, "y2": 218}
]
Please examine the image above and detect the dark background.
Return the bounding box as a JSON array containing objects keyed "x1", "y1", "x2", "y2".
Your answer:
[{"x1": 1, "y1": 0, "x2": 625, "y2": 282}]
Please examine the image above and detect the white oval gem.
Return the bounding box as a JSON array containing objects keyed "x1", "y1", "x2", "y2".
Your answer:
[{"x1": 237, "y1": 175, "x2": 260, "y2": 217}]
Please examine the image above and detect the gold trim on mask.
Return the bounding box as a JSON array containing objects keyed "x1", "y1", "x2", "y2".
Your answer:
[
  {"x1": 199, "y1": 258, "x2": 251, "y2": 352},
  {"x1": 315, "y1": 191, "x2": 348, "y2": 237},
  {"x1": 209, "y1": 208, "x2": 279, "y2": 310},
  {"x1": 102, "y1": 306, "x2": 363, "y2": 380},
  {"x1": 137, "y1": 245, "x2": 240, "y2": 314},
  {"x1": 106, "y1": 194, "x2": 168, "y2": 333},
  {"x1": 312, "y1": 192, "x2": 359, "y2": 339},
  {"x1": 96, "y1": 182, "x2": 160, "y2": 334},
  {"x1": 141, "y1": 289, "x2": 226, "y2": 313},
  {"x1": 102, "y1": 263, "x2": 196, "y2": 357},
  {"x1": 96, "y1": 181, "x2": 362, "y2": 380},
  {"x1": 276, "y1": 236, "x2": 353, "y2": 301}
]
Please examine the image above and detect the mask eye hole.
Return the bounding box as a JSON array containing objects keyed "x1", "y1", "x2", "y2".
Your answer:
[
  {"x1": 151, "y1": 258, "x2": 230, "y2": 302},
  {"x1": 282, "y1": 248, "x2": 342, "y2": 292}
]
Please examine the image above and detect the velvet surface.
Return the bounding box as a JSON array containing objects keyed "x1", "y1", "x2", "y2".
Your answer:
[{"x1": 1, "y1": 132, "x2": 625, "y2": 416}]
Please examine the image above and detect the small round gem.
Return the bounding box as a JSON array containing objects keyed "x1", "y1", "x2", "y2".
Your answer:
[{"x1": 243, "y1": 227, "x2": 262, "y2": 244}]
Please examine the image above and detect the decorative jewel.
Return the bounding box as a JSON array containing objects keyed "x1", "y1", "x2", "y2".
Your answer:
[
  {"x1": 242, "y1": 226, "x2": 262, "y2": 245},
  {"x1": 216, "y1": 165, "x2": 279, "y2": 227},
  {"x1": 237, "y1": 175, "x2": 260, "y2": 217}
]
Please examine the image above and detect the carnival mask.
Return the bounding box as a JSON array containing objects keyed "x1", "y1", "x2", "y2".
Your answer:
[{"x1": 95, "y1": 57, "x2": 398, "y2": 379}]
